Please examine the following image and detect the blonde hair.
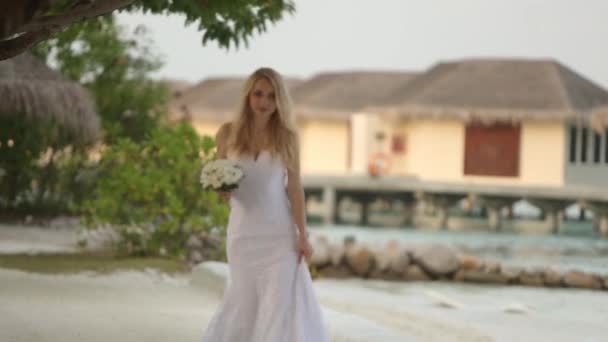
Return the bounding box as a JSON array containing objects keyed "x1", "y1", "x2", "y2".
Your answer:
[{"x1": 227, "y1": 67, "x2": 299, "y2": 171}]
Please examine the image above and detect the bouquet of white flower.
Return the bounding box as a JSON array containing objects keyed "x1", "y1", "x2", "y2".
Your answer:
[{"x1": 200, "y1": 159, "x2": 244, "y2": 192}]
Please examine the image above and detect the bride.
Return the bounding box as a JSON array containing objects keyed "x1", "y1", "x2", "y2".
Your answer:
[{"x1": 201, "y1": 67, "x2": 330, "y2": 342}]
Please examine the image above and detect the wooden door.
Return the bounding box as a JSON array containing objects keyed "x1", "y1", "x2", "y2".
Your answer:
[{"x1": 464, "y1": 123, "x2": 520, "y2": 177}]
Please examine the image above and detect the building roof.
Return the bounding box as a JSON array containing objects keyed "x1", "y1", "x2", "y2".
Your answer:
[
  {"x1": 169, "y1": 71, "x2": 419, "y2": 122},
  {"x1": 291, "y1": 71, "x2": 418, "y2": 120},
  {"x1": 0, "y1": 52, "x2": 100, "y2": 143},
  {"x1": 368, "y1": 58, "x2": 608, "y2": 127}
]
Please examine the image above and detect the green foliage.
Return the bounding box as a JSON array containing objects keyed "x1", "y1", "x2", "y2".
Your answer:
[
  {"x1": 125, "y1": 0, "x2": 296, "y2": 49},
  {"x1": 32, "y1": 15, "x2": 169, "y2": 145},
  {"x1": 81, "y1": 123, "x2": 227, "y2": 258},
  {"x1": 0, "y1": 114, "x2": 84, "y2": 212},
  {"x1": 1, "y1": 14, "x2": 170, "y2": 216}
]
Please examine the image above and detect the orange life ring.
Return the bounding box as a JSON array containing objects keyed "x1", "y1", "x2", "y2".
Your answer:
[{"x1": 368, "y1": 152, "x2": 391, "y2": 177}]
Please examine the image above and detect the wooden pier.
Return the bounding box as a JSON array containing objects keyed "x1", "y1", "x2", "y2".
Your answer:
[{"x1": 302, "y1": 175, "x2": 608, "y2": 236}]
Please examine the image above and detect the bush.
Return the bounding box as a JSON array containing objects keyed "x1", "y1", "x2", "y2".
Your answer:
[{"x1": 81, "y1": 123, "x2": 228, "y2": 259}]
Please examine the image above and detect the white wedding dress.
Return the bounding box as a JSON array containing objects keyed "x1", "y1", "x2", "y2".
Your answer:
[{"x1": 202, "y1": 150, "x2": 329, "y2": 342}]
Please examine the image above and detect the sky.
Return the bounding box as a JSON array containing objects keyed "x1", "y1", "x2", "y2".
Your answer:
[{"x1": 116, "y1": 0, "x2": 608, "y2": 88}]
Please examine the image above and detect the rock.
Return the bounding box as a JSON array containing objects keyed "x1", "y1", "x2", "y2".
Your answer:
[
  {"x1": 563, "y1": 270, "x2": 603, "y2": 289},
  {"x1": 375, "y1": 240, "x2": 410, "y2": 275},
  {"x1": 329, "y1": 243, "x2": 345, "y2": 266},
  {"x1": 520, "y1": 269, "x2": 544, "y2": 287},
  {"x1": 603, "y1": 277, "x2": 608, "y2": 290},
  {"x1": 482, "y1": 260, "x2": 501, "y2": 273},
  {"x1": 462, "y1": 270, "x2": 509, "y2": 284},
  {"x1": 452, "y1": 269, "x2": 465, "y2": 282},
  {"x1": 188, "y1": 250, "x2": 204, "y2": 264},
  {"x1": 459, "y1": 255, "x2": 482, "y2": 271},
  {"x1": 186, "y1": 235, "x2": 203, "y2": 249},
  {"x1": 543, "y1": 267, "x2": 563, "y2": 287},
  {"x1": 411, "y1": 244, "x2": 460, "y2": 278},
  {"x1": 345, "y1": 244, "x2": 375, "y2": 276},
  {"x1": 500, "y1": 266, "x2": 523, "y2": 281},
  {"x1": 310, "y1": 236, "x2": 331, "y2": 267},
  {"x1": 404, "y1": 265, "x2": 431, "y2": 281}
]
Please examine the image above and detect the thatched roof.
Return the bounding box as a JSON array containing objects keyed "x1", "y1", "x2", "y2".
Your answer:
[
  {"x1": 0, "y1": 52, "x2": 100, "y2": 143},
  {"x1": 168, "y1": 78, "x2": 246, "y2": 121},
  {"x1": 160, "y1": 79, "x2": 193, "y2": 98},
  {"x1": 170, "y1": 71, "x2": 419, "y2": 123},
  {"x1": 368, "y1": 59, "x2": 608, "y2": 129},
  {"x1": 292, "y1": 71, "x2": 418, "y2": 121},
  {"x1": 168, "y1": 77, "x2": 304, "y2": 122}
]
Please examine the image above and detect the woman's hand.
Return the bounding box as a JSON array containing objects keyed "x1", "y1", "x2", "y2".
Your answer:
[{"x1": 296, "y1": 233, "x2": 313, "y2": 264}]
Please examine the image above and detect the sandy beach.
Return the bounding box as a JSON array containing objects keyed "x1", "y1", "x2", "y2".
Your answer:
[{"x1": 2, "y1": 224, "x2": 608, "y2": 341}]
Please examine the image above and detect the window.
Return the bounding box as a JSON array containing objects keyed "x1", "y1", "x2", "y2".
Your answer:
[
  {"x1": 593, "y1": 132, "x2": 602, "y2": 164},
  {"x1": 580, "y1": 127, "x2": 588, "y2": 163},
  {"x1": 569, "y1": 125, "x2": 577, "y2": 163}
]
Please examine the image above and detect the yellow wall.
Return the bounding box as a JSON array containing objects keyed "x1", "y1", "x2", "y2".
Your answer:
[
  {"x1": 399, "y1": 119, "x2": 465, "y2": 181},
  {"x1": 378, "y1": 119, "x2": 565, "y2": 186},
  {"x1": 299, "y1": 119, "x2": 350, "y2": 175},
  {"x1": 517, "y1": 121, "x2": 565, "y2": 186}
]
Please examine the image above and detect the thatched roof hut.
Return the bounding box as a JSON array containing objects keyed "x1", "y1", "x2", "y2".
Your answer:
[
  {"x1": 0, "y1": 52, "x2": 100, "y2": 143},
  {"x1": 368, "y1": 59, "x2": 608, "y2": 131},
  {"x1": 291, "y1": 71, "x2": 418, "y2": 121}
]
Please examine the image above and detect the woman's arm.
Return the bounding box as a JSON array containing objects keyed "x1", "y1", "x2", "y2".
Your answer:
[
  {"x1": 215, "y1": 122, "x2": 231, "y2": 202},
  {"x1": 286, "y1": 137, "x2": 308, "y2": 238}
]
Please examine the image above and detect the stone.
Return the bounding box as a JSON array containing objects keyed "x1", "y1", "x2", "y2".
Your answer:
[
  {"x1": 482, "y1": 260, "x2": 501, "y2": 273},
  {"x1": 188, "y1": 250, "x2": 204, "y2": 264},
  {"x1": 375, "y1": 240, "x2": 410, "y2": 275},
  {"x1": 411, "y1": 244, "x2": 460, "y2": 278},
  {"x1": 345, "y1": 244, "x2": 375, "y2": 276},
  {"x1": 462, "y1": 270, "x2": 509, "y2": 284},
  {"x1": 404, "y1": 265, "x2": 431, "y2": 281},
  {"x1": 563, "y1": 270, "x2": 603, "y2": 289},
  {"x1": 452, "y1": 269, "x2": 465, "y2": 282},
  {"x1": 543, "y1": 268, "x2": 563, "y2": 287},
  {"x1": 186, "y1": 235, "x2": 203, "y2": 249},
  {"x1": 500, "y1": 266, "x2": 523, "y2": 281},
  {"x1": 459, "y1": 255, "x2": 482, "y2": 271},
  {"x1": 520, "y1": 269, "x2": 544, "y2": 287}
]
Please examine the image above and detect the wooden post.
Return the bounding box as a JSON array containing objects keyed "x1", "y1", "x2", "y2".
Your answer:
[
  {"x1": 321, "y1": 186, "x2": 336, "y2": 225},
  {"x1": 599, "y1": 214, "x2": 608, "y2": 237},
  {"x1": 487, "y1": 207, "x2": 502, "y2": 231}
]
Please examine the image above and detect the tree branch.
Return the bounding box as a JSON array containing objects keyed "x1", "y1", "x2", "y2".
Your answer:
[
  {"x1": 0, "y1": 28, "x2": 56, "y2": 61},
  {"x1": 0, "y1": 0, "x2": 134, "y2": 60},
  {"x1": 21, "y1": 0, "x2": 135, "y2": 32}
]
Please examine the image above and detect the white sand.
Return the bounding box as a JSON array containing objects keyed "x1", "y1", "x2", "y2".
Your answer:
[{"x1": 2, "y1": 224, "x2": 607, "y2": 341}]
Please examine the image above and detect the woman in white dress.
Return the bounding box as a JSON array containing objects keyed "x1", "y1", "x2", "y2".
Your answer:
[{"x1": 201, "y1": 67, "x2": 330, "y2": 342}]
